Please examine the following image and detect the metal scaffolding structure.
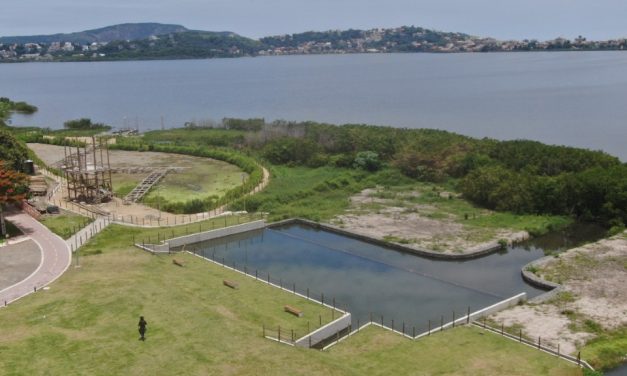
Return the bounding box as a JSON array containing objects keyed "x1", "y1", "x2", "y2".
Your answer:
[{"x1": 62, "y1": 137, "x2": 113, "y2": 204}]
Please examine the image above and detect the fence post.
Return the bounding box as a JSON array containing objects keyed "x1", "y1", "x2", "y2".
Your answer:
[
  {"x1": 428, "y1": 320, "x2": 431, "y2": 335},
  {"x1": 291, "y1": 329, "x2": 294, "y2": 342},
  {"x1": 381, "y1": 315, "x2": 384, "y2": 326},
  {"x1": 452, "y1": 311, "x2": 455, "y2": 328},
  {"x1": 357, "y1": 319, "x2": 360, "y2": 332},
  {"x1": 519, "y1": 329, "x2": 522, "y2": 342},
  {"x1": 440, "y1": 315, "x2": 444, "y2": 331},
  {"x1": 278, "y1": 326, "x2": 281, "y2": 342},
  {"x1": 263, "y1": 324, "x2": 265, "y2": 337},
  {"x1": 307, "y1": 288, "x2": 309, "y2": 299},
  {"x1": 467, "y1": 306, "x2": 470, "y2": 324},
  {"x1": 321, "y1": 293, "x2": 324, "y2": 305},
  {"x1": 537, "y1": 336, "x2": 541, "y2": 349},
  {"x1": 501, "y1": 323, "x2": 504, "y2": 335},
  {"x1": 557, "y1": 343, "x2": 560, "y2": 357},
  {"x1": 391, "y1": 320, "x2": 394, "y2": 331},
  {"x1": 402, "y1": 322, "x2": 405, "y2": 335},
  {"x1": 577, "y1": 352, "x2": 581, "y2": 365},
  {"x1": 293, "y1": 283, "x2": 296, "y2": 294}
]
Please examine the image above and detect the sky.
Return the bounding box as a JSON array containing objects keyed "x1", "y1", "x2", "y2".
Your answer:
[{"x1": 2, "y1": 0, "x2": 627, "y2": 41}]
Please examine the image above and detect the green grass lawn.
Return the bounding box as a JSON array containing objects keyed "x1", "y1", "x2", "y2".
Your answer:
[
  {"x1": 0, "y1": 223, "x2": 336, "y2": 375},
  {"x1": 328, "y1": 325, "x2": 581, "y2": 376},
  {"x1": 39, "y1": 211, "x2": 94, "y2": 239},
  {"x1": 111, "y1": 172, "x2": 145, "y2": 197},
  {"x1": 0, "y1": 218, "x2": 581, "y2": 375},
  {"x1": 142, "y1": 157, "x2": 244, "y2": 206},
  {"x1": 581, "y1": 326, "x2": 627, "y2": 370}
]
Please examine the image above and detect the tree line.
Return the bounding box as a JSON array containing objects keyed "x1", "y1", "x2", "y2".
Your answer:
[{"x1": 141, "y1": 119, "x2": 626, "y2": 231}]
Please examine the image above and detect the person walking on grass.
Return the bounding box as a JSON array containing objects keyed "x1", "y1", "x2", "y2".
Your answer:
[{"x1": 138, "y1": 316, "x2": 147, "y2": 341}]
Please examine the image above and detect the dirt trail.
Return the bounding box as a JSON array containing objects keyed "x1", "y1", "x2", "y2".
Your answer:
[{"x1": 32, "y1": 143, "x2": 271, "y2": 227}]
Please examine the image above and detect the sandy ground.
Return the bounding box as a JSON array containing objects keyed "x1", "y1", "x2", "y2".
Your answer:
[
  {"x1": 30, "y1": 143, "x2": 271, "y2": 224},
  {"x1": 29, "y1": 143, "x2": 216, "y2": 170},
  {"x1": 492, "y1": 232, "x2": 627, "y2": 355},
  {"x1": 332, "y1": 188, "x2": 527, "y2": 254}
]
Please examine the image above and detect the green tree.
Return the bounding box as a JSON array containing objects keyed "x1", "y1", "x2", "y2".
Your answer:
[{"x1": 353, "y1": 151, "x2": 381, "y2": 171}]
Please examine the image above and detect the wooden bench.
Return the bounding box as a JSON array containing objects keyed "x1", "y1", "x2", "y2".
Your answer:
[
  {"x1": 172, "y1": 259, "x2": 184, "y2": 267},
  {"x1": 223, "y1": 280, "x2": 239, "y2": 289},
  {"x1": 284, "y1": 305, "x2": 303, "y2": 317}
]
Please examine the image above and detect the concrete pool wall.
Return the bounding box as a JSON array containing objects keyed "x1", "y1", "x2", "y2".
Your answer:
[
  {"x1": 270, "y1": 218, "x2": 528, "y2": 260},
  {"x1": 137, "y1": 220, "x2": 266, "y2": 253}
]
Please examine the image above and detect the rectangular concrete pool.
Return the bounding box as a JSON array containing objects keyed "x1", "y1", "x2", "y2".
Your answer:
[{"x1": 179, "y1": 221, "x2": 568, "y2": 333}]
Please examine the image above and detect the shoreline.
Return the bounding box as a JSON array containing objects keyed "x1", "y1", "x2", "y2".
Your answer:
[
  {"x1": 271, "y1": 218, "x2": 530, "y2": 260},
  {"x1": 3, "y1": 48, "x2": 627, "y2": 65}
]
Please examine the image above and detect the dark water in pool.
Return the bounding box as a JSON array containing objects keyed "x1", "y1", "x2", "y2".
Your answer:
[
  {"x1": 607, "y1": 365, "x2": 627, "y2": 376},
  {"x1": 184, "y1": 222, "x2": 605, "y2": 334}
]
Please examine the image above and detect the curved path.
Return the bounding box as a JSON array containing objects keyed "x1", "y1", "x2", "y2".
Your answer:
[
  {"x1": 0, "y1": 210, "x2": 71, "y2": 306},
  {"x1": 43, "y1": 164, "x2": 271, "y2": 228}
]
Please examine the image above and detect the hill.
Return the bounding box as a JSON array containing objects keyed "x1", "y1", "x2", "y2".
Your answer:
[
  {"x1": 0, "y1": 23, "x2": 188, "y2": 45},
  {"x1": 95, "y1": 30, "x2": 262, "y2": 60},
  {"x1": 2, "y1": 23, "x2": 627, "y2": 63}
]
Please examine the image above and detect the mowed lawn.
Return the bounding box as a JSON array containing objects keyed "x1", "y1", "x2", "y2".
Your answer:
[
  {"x1": 108, "y1": 153, "x2": 244, "y2": 203},
  {"x1": 39, "y1": 211, "x2": 93, "y2": 239},
  {"x1": 328, "y1": 326, "x2": 581, "y2": 376},
  {"x1": 143, "y1": 158, "x2": 244, "y2": 204},
  {"x1": 0, "y1": 224, "x2": 581, "y2": 375}
]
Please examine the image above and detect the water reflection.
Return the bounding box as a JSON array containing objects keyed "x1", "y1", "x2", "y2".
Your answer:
[{"x1": 184, "y1": 222, "x2": 605, "y2": 333}]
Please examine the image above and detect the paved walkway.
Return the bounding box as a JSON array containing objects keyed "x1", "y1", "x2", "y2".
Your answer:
[
  {"x1": 0, "y1": 211, "x2": 71, "y2": 306},
  {"x1": 66, "y1": 216, "x2": 111, "y2": 251},
  {"x1": 0, "y1": 239, "x2": 42, "y2": 291}
]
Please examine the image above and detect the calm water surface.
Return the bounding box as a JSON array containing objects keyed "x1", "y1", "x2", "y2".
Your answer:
[
  {"x1": 1, "y1": 52, "x2": 626, "y2": 160},
  {"x1": 182, "y1": 222, "x2": 605, "y2": 333}
]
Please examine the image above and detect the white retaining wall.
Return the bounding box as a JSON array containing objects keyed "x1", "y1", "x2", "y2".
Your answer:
[
  {"x1": 294, "y1": 313, "x2": 352, "y2": 348},
  {"x1": 147, "y1": 220, "x2": 266, "y2": 253}
]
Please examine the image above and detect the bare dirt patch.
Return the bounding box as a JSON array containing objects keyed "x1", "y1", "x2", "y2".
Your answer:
[
  {"x1": 332, "y1": 188, "x2": 527, "y2": 254},
  {"x1": 492, "y1": 232, "x2": 627, "y2": 355},
  {"x1": 29, "y1": 143, "x2": 270, "y2": 222}
]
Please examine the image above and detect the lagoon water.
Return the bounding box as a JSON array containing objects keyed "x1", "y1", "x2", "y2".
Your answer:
[{"x1": 1, "y1": 52, "x2": 627, "y2": 160}]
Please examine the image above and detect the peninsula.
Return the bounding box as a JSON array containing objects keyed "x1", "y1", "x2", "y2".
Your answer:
[{"x1": 1, "y1": 22, "x2": 626, "y2": 63}]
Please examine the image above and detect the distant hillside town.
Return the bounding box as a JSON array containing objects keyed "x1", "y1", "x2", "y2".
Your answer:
[{"x1": 2, "y1": 23, "x2": 627, "y2": 62}]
